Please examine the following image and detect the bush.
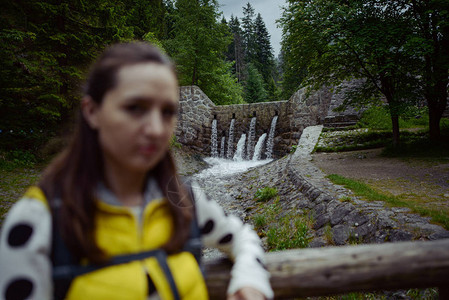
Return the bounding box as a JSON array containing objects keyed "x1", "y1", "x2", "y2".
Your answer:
[
  {"x1": 0, "y1": 150, "x2": 37, "y2": 170},
  {"x1": 357, "y1": 105, "x2": 431, "y2": 130},
  {"x1": 254, "y1": 187, "x2": 278, "y2": 202},
  {"x1": 266, "y1": 213, "x2": 312, "y2": 251}
]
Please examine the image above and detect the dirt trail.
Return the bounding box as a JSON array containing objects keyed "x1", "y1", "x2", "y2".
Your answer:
[{"x1": 311, "y1": 148, "x2": 449, "y2": 211}]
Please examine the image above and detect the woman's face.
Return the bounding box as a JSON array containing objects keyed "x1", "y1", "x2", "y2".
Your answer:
[{"x1": 84, "y1": 62, "x2": 179, "y2": 176}]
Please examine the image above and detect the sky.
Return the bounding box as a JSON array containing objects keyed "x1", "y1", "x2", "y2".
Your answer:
[{"x1": 217, "y1": 0, "x2": 287, "y2": 57}]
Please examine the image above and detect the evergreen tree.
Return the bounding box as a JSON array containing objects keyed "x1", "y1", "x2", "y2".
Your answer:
[
  {"x1": 165, "y1": 0, "x2": 243, "y2": 104},
  {"x1": 244, "y1": 64, "x2": 267, "y2": 103},
  {"x1": 266, "y1": 76, "x2": 280, "y2": 102},
  {"x1": 241, "y1": 2, "x2": 256, "y2": 64},
  {"x1": 226, "y1": 15, "x2": 245, "y2": 82},
  {"x1": 253, "y1": 13, "x2": 274, "y2": 86},
  {"x1": 0, "y1": 0, "x2": 132, "y2": 150},
  {"x1": 123, "y1": 0, "x2": 167, "y2": 40}
]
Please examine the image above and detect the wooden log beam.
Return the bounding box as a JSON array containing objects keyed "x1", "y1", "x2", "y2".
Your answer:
[{"x1": 204, "y1": 239, "x2": 449, "y2": 299}]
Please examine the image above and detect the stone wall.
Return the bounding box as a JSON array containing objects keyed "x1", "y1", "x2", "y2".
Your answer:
[
  {"x1": 175, "y1": 86, "x2": 216, "y2": 153},
  {"x1": 324, "y1": 80, "x2": 366, "y2": 127},
  {"x1": 176, "y1": 85, "x2": 352, "y2": 158}
]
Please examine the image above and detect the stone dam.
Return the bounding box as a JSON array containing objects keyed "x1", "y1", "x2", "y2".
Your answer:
[{"x1": 175, "y1": 84, "x2": 362, "y2": 159}]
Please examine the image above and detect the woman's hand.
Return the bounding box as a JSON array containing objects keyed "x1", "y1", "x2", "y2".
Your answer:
[{"x1": 227, "y1": 287, "x2": 266, "y2": 300}]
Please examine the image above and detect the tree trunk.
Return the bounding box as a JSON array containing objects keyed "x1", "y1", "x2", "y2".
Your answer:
[
  {"x1": 428, "y1": 102, "x2": 442, "y2": 141},
  {"x1": 391, "y1": 114, "x2": 400, "y2": 147}
]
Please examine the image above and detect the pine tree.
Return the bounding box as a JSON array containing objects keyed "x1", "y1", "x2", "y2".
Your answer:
[
  {"x1": 227, "y1": 15, "x2": 245, "y2": 82},
  {"x1": 123, "y1": 0, "x2": 167, "y2": 40},
  {"x1": 165, "y1": 0, "x2": 243, "y2": 104},
  {"x1": 241, "y1": 2, "x2": 256, "y2": 64},
  {"x1": 244, "y1": 64, "x2": 267, "y2": 103},
  {"x1": 0, "y1": 0, "x2": 132, "y2": 150},
  {"x1": 253, "y1": 13, "x2": 274, "y2": 86}
]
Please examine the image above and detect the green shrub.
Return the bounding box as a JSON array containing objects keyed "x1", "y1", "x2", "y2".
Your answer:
[
  {"x1": 266, "y1": 213, "x2": 312, "y2": 251},
  {"x1": 170, "y1": 135, "x2": 182, "y2": 149},
  {"x1": 253, "y1": 214, "x2": 267, "y2": 231},
  {"x1": 0, "y1": 150, "x2": 37, "y2": 170},
  {"x1": 357, "y1": 105, "x2": 432, "y2": 130},
  {"x1": 357, "y1": 106, "x2": 392, "y2": 130},
  {"x1": 254, "y1": 187, "x2": 278, "y2": 202}
]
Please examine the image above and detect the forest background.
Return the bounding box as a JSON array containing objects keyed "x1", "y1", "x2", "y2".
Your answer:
[{"x1": 0, "y1": 0, "x2": 448, "y2": 156}]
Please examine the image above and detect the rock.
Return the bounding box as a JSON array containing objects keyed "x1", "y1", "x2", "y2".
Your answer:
[
  {"x1": 313, "y1": 213, "x2": 330, "y2": 230},
  {"x1": 343, "y1": 210, "x2": 369, "y2": 227},
  {"x1": 330, "y1": 203, "x2": 353, "y2": 225},
  {"x1": 388, "y1": 229, "x2": 413, "y2": 242},
  {"x1": 309, "y1": 237, "x2": 327, "y2": 248},
  {"x1": 332, "y1": 224, "x2": 351, "y2": 245}
]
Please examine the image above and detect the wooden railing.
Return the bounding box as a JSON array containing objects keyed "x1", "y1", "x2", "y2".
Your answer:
[{"x1": 204, "y1": 239, "x2": 449, "y2": 299}]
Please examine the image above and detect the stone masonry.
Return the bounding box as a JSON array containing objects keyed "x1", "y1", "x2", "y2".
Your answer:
[{"x1": 176, "y1": 85, "x2": 341, "y2": 158}]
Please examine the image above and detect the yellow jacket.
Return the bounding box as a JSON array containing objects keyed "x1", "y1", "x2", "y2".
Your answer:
[
  {"x1": 31, "y1": 186, "x2": 207, "y2": 300},
  {"x1": 0, "y1": 181, "x2": 273, "y2": 300}
]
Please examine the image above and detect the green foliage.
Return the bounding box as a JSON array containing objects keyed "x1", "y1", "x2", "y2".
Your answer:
[
  {"x1": 290, "y1": 145, "x2": 298, "y2": 153},
  {"x1": 266, "y1": 214, "x2": 312, "y2": 250},
  {"x1": 224, "y1": 3, "x2": 278, "y2": 101},
  {"x1": 327, "y1": 174, "x2": 449, "y2": 230},
  {"x1": 315, "y1": 129, "x2": 393, "y2": 152},
  {"x1": 381, "y1": 133, "x2": 449, "y2": 161},
  {"x1": 252, "y1": 200, "x2": 313, "y2": 251},
  {"x1": 252, "y1": 214, "x2": 267, "y2": 231},
  {"x1": 323, "y1": 224, "x2": 334, "y2": 245},
  {"x1": 142, "y1": 32, "x2": 165, "y2": 52},
  {"x1": 244, "y1": 64, "x2": 267, "y2": 103},
  {"x1": 165, "y1": 0, "x2": 243, "y2": 105},
  {"x1": 169, "y1": 135, "x2": 182, "y2": 149},
  {"x1": 277, "y1": 0, "x2": 449, "y2": 144},
  {"x1": 0, "y1": 150, "x2": 37, "y2": 171},
  {"x1": 0, "y1": 0, "x2": 134, "y2": 151},
  {"x1": 357, "y1": 106, "x2": 430, "y2": 130},
  {"x1": 266, "y1": 76, "x2": 281, "y2": 102},
  {"x1": 254, "y1": 186, "x2": 278, "y2": 202}
]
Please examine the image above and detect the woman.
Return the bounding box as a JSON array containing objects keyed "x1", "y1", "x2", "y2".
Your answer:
[{"x1": 0, "y1": 42, "x2": 273, "y2": 300}]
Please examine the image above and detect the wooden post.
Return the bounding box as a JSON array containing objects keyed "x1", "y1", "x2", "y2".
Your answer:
[{"x1": 203, "y1": 239, "x2": 449, "y2": 299}]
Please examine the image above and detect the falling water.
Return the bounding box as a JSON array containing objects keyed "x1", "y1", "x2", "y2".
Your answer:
[
  {"x1": 220, "y1": 136, "x2": 226, "y2": 158},
  {"x1": 252, "y1": 133, "x2": 267, "y2": 161},
  {"x1": 233, "y1": 134, "x2": 246, "y2": 161},
  {"x1": 211, "y1": 119, "x2": 218, "y2": 157},
  {"x1": 246, "y1": 117, "x2": 257, "y2": 160},
  {"x1": 226, "y1": 119, "x2": 235, "y2": 159},
  {"x1": 265, "y1": 116, "x2": 278, "y2": 159}
]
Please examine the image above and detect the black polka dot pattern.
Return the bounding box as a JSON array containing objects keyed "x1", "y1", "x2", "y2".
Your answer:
[
  {"x1": 5, "y1": 278, "x2": 33, "y2": 300},
  {"x1": 7, "y1": 224, "x2": 33, "y2": 247},
  {"x1": 256, "y1": 257, "x2": 267, "y2": 270},
  {"x1": 218, "y1": 233, "x2": 233, "y2": 244},
  {"x1": 201, "y1": 220, "x2": 214, "y2": 235}
]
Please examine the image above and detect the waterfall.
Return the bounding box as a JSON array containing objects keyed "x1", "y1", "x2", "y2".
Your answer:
[
  {"x1": 226, "y1": 119, "x2": 235, "y2": 159},
  {"x1": 220, "y1": 136, "x2": 226, "y2": 158},
  {"x1": 211, "y1": 119, "x2": 218, "y2": 157},
  {"x1": 246, "y1": 117, "x2": 257, "y2": 160},
  {"x1": 265, "y1": 116, "x2": 278, "y2": 159},
  {"x1": 233, "y1": 134, "x2": 246, "y2": 161},
  {"x1": 252, "y1": 133, "x2": 267, "y2": 161}
]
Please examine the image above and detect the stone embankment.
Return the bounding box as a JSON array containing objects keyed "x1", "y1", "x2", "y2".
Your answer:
[{"x1": 188, "y1": 126, "x2": 449, "y2": 249}]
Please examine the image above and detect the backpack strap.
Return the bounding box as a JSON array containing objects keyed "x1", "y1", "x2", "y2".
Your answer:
[
  {"x1": 182, "y1": 179, "x2": 202, "y2": 269},
  {"x1": 50, "y1": 197, "x2": 79, "y2": 300},
  {"x1": 53, "y1": 248, "x2": 181, "y2": 300},
  {"x1": 51, "y1": 178, "x2": 202, "y2": 300}
]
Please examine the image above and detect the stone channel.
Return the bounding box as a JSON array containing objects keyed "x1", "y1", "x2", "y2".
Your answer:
[{"x1": 175, "y1": 126, "x2": 449, "y2": 254}]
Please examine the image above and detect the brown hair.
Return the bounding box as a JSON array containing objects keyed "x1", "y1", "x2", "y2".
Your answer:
[{"x1": 39, "y1": 42, "x2": 193, "y2": 263}]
